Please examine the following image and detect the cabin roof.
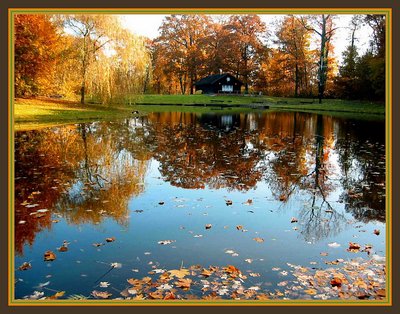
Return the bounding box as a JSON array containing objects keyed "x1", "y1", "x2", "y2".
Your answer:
[{"x1": 194, "y1": 73, "x2": 243, "y2": 86}]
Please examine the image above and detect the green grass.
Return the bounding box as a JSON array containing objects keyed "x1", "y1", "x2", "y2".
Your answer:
[
  {"x1": 14, "y1": 95, "x2": 385, "y2": 130},
  {"x1": 14, "y1": 98, "x2": 133, "y2": 130},
  {"x1": 136, "y1": 94, "x2": 386, "y2": 115}
]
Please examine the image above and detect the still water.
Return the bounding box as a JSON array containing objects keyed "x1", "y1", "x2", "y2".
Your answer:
[{"x1": 14, "y1": 111, "x2": 386, "y2": 300}]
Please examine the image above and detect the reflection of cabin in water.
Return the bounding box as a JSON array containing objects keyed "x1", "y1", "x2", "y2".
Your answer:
[
  {"x1": 200, "y1": 114, "x2": 241, "y2": 132},
  {"x1": 194, "y1": 73, "x2": 243, "y2": 94}
]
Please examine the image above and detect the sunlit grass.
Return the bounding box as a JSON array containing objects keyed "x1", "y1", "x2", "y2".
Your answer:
[{"x1": 14, "y1": 95, "x2": 385, "y2": 131}]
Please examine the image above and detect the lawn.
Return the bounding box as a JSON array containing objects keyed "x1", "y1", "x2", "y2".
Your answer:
[
  {"x1": 14, "y1": 95, "x2": 385, "y2": 130},
  {"x1": 136, "y1": 94, "x2": 386, "y2": 115}
]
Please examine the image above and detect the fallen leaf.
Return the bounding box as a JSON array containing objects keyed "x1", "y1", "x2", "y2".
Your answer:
[
  {"x1": 158, "y1": 240, "x2": 175, "y2": 245},
  {"x1": 99, "y1": 282, "x2": 110, "y2": 288},
  {"x1": 110, "y1": 262, "x2": 122, "y2": 268},
  {"x1": 158, "y1": 201, "x2": 165, "y2": 205},
  {"x1": 92, "y1": 243, "x2": 104, "y2": 247},
  {"x1": 91, "y1": 290, "x2": 112, "y2": 299},
  {"x1": 44, "y1": 251, "x2": 56, "y2": 262},
  {"x1": 279, "y1": 194, "x2": 287, "y2": 201},
  {"x1": 174, "y1": 278, "x2": 192, "y2": 290},
  {"x1": 105, "y1": 237, "x2": 115, "y2": 242},
  {"x1": 249, "y1": 273, "x2": 260, "y2": 277},
  {"x1": 373, "y1": 229, "x2": 380, "y2": 235},
  {"x1": 168, "y1": 268, "x2": 190, "y2": 278},
  {"x1": 236, "y1": 225, "x2": 243, "y2": 231},
  {"x1": 256, "y1": 293, "x2": 269, "y2": 300},
  {"x1": 225, "y1": 200, "x2": 233, "y2": 206},
  {"x1": 18, "y1": 262, "x2": 32, "y2": 271},
  {"x1": 253, "y1": 237, "x2": 264, "y2": 243},
  {"x1": 348, "y1": 242, "x2": 361, "y2": 252},
  {"x1": 243, "y1": 199, "x2": 253, "y2": 205},
  {"x1": 51, "y1": 291, "x2": 65, "y2": 299},
  {"x1": 330, "y1": 277, "x2": 342, "y2": 287},
  {"x1": 58, "y1": 245, "x2": 68, "y2": 252},
  {"x1": 164, "y1": 292, "x2": 176, "y2": 300},
  {"x1": 205, "y1": 224, "x2": 212, "y2": 230},
  {"x1": 290, "y1": 217, "x2": 298, "y2": 223},
  {"x1": 148, "y1": 290, "x2": 163, "y2": 299},
  {"x1": 304, "y1": 288, "x2": 317, "y2": 295},
  {"x1": 201, "y1": 268, "x2": 212, "y2": 277}
]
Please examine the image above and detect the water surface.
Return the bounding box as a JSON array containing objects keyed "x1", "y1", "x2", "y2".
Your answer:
[{"x1": 14, "y1": 111, "x2": 386, "y2": 300}]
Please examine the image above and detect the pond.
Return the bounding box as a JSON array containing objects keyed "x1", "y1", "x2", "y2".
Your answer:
[{"x1": 14, "y1": 110, "x2": 387, "y2": 301}]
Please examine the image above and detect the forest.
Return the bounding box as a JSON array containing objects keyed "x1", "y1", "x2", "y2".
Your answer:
[{"x1": 14, "y1": 14, "x2": 386, "y2": 104}]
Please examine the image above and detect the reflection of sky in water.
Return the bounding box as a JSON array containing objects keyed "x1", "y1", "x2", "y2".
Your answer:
[{"x1": 14, "y1": 112, "x2": 386, "y2": 299}]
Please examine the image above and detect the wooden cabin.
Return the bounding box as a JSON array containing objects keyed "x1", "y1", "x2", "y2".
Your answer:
[{"x1": 194, "y1": 73, "x2": 243, "y2": 94}]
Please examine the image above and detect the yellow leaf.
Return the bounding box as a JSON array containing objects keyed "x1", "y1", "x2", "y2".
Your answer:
[{"x1": 168, "y1": 268, "x2": 190, "y2": 278}]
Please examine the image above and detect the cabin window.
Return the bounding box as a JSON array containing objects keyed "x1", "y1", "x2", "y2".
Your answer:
[{"x1": 221, "y1": 85, "x2": 233, "y2": 92}]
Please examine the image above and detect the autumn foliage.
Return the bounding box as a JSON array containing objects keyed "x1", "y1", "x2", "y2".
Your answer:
[{"x1": 14, "y1": 14, "x2": 385, "y2": 102}]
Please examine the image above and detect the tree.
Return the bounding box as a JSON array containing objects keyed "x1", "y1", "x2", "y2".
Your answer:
[
  {"x1": 334, "y1": 16, "x2": 362, "y2": 99},
  {"x1": 156, "y1": 15, "x2": 212, "y2": 94},
  {"x1": 276, "y1": 16, "x2": 313, "y2": 97},
  {"x1": 14, "y1": 14, "x2": 60, "y2": 97},
  {"x1": 225, "y1": 15, "x2": 267, "y2": 93},
  {"x1": 61, "y1": 15, "x2": 118, "y2": 104},
  {"x1": 300, "y1": 15, "x2": 337, "y2": 103}
]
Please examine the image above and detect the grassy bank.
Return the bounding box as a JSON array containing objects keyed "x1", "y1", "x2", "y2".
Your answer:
[
  {"x1": 14, "y1": 98, "x2": 133, "y2": 130},
  {"x1": 14, "y1": 95, "x2": 385, "y2": 130},
  {"x1": 135, "y1": 94, "x2": 385, "y2": 115}
]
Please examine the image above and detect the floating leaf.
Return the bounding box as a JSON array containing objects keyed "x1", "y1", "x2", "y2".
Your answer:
[
  {"x1": 304, "y1": 288, "x2": 317, "y2": 295},
  {"x1": 158, "y1": 240, "x2": 175, "y2": 245},
  {"x1": 44, "y1": 251, "x2": 56, "y2": 262},
  {"x1": 111, "y1": 262, "x2": 122, "y2": 268},
  {"x1": 236, "y1": 225, "x2": 243, "y2": 231},
  {"x1": 249, "y1": 273, "x2": 260, "y2": 277},
  {"x1": 168, "y1": 268, "x2": 190, "y2": 278},
  {"x1": 164, "y1": 292, "x2": 176, "y2": 300},
  {"x1": 92, "y1": 243, "x2": 104, "y2": 247},
  {"x1": 174, "y1": 278, "x2": 192, "y2": 290},
  {"x1": 290, "y1": 217, "x2": 298, "y2": 223},
  {"x1": 330, "y1": 277, "x2": 342, "y2": 287},
  {"x1": 373, "y1": 229, "x2": 380, "y2": 235},
  {"x1": 348, "y1": 242, "x2": 361, "y2": 252},
  {"x1": 91, "y1": 290, "x2": 112, "y2": 299},
  {"x1": 225, "y1": 200, "x2": 233, "y2": 206},
  {"x1": 49, "y1": 291, "x2": 65, "y2": 299},
  {"x1": 58, "y1": 245, "x2": 68, "y2": 252},
  {"x1": 158, "y1": 201, "x2": 165, "y2": 205},
  {"x1": 18, "y1": 262, "x2": 32, "y2": 271},
  {"x1": 149, "y1": 290, "x2": 164, "y2": 299},
  {"x1": 205, "y1": 224, "x2": 212, "y2": 230},
  {"x1": 253, "y1": 237, "x2": 264, "y2": 243},
  {"x1": 106, "y1": 237, "x2": 115, "y2": 243},
  {"x1": 201, "y1": 268, "x2": 212, "y2": 277},
  {"x1": 99, "y1": 282, "x2": 110, "y2": 288}
]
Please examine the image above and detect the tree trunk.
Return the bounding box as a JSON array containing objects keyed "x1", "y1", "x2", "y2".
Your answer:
[
  {"x1": 80, "y1": 85, "x2": 85, "y2": 104},
  {"x1": 295, "y1": 63, "x2": 299, "y2": 97}
]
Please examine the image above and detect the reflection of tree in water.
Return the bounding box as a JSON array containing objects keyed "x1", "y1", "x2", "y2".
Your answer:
[
  {"x1": 14, "y1": 112, "x2": 386, "y2": 254},
  {"x1": 335, "y1": 119, "x2": 385, "y2": 223},
  {"x1": 261, "y1": 114, "x2": 347, "y2": 241},
  {"x1": 147, "y1": 112, "x2": 268, "y2": 190},
  {"x1": 14, "y1": 121, "x2": 150, "y2": 255}
]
